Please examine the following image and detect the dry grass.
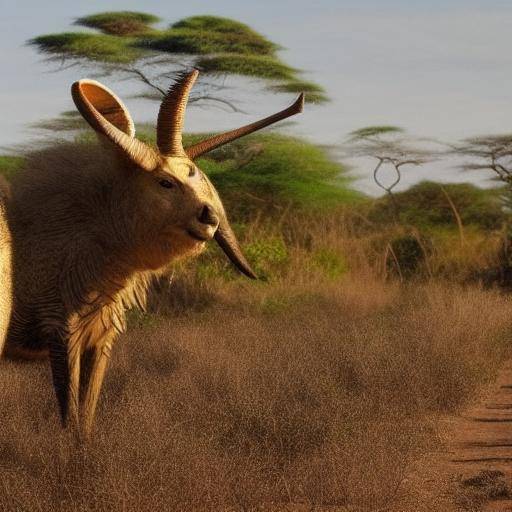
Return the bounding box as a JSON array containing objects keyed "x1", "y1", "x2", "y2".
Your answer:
[
  {"x1": 1, "y1": 272, "x2": 511, "y2": 511},
  {"x1": 1, "y1": 206, "x2": 511, "y2": 510}
]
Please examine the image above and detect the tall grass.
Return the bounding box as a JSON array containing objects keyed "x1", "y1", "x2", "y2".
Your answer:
[
  {"x1": 1, "y1": 137, "x2": 511, "y2": 509},
  {"x1": 1, "y1": 237, "x2": 511, "y2": 510}
]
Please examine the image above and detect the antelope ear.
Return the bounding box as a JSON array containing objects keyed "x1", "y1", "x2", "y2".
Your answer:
[
  {"x1": 72, "y1": 80, "x2": 158, "y2": 172},
  {"x1": 72, "y1": 79, "x2": 135, "y2": 137}
]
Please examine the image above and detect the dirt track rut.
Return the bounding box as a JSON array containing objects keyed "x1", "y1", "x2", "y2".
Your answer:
[{"x1": 392, "y1": 362, "x2": 512, "y2": 512}]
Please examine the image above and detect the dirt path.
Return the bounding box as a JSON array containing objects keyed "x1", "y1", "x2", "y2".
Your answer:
[{"x1": 392, "y1": 362, "x2": 512, "y2": 512}]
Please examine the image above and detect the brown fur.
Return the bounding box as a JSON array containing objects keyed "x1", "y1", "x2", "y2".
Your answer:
[
  {"x1": 0, "y1": 182, "x2": 12, "y2": 356},
  {"x1": 5, "y1": 141, "x2": 215, "y2": 435},
  {"x1": 2, "y1": 73, "x2": 302, "y2": 437}
]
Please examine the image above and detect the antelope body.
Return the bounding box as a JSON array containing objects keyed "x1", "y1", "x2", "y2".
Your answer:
[{"x1": 2, "y1": 71, "x2": 303, "y2": 436}]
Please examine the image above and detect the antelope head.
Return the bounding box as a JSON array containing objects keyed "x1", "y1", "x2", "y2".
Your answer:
[{"x1": 71, "y1": 70, "x2": 304, "y2": 278}]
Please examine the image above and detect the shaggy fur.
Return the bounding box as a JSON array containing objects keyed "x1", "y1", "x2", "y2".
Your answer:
[
  {"x1": 5, "y1": 142, "x2": 208, "y2": 434},
  {"x1": 0, "y1": 178, "x2": 12, "y2": 356},
  {"x1": 1, "y1": 72, "x2": 303, "y2": 437}
]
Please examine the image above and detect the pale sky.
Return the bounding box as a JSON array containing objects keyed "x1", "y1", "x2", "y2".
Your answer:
[{"x1": 1, "y1": 0, "x2": 511, "y2": 193}]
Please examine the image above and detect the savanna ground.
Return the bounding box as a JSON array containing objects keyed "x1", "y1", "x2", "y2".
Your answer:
[{"x1": 2, "y1": 165, "x2": 512, "y2": 510}]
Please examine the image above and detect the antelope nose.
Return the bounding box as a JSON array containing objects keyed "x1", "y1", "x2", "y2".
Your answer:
[{"x1": 198, "y1": 204, "x2": 219, "y2": 226}]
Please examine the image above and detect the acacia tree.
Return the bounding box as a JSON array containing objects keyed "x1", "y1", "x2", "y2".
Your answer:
[
  {"x1": 452, "y1": 135, "x2": 512, "y2": 209},
  {"x1": 451, "y1": 135, "x2": 512, "y2": 280},
  {"x1": 344, "y1": 126, "x2": 433, "y2": 219},
  {"x1": 29, "y1": 11, "x2": 328, "y2": 113},
  {"x1": 342, "y1": 126, "x2": 438, "y2": 279}
]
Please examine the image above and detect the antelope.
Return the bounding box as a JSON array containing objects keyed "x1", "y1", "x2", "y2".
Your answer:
[{"x1": 2, "y1": 70, "x2": 303, "y2": 436}]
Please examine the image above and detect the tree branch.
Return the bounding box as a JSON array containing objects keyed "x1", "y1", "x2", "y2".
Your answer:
[{"x1": 119, "y1": 67, "x2": 166, "y2": 96}]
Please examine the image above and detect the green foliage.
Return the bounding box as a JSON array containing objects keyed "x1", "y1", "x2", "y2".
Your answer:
[
  {"x1": 244, "y1": 237, "x2": 289, "y2": 277},
  {"x1": 29, "y1": 32, "x2": 141, "y2": 63},
  {"x1": 141, "y1": 28, "x2": 276, "y2": 56},
  {"x1": 369, "y1": 181, "x2": 505, "y2": 231},
  {"x1": 75, "y1": 11, "x2": 160, "y2": 36},
  {"x1": 0, "y1": 156, "x2": 24, "y2": 180},
  {"x1": 311, "y1": 248, "x2": 347, "y2": 279},
  {"x1": 197, "y1": 54, "x2": 296, "y2": 80},
  {"x1": 191, "y1": 133, "x2": 361, "y2": 212},
  {"x1": 350, "y1": 126, "x2": 404, "y2": 139},
  {"x1": 195, "y1": 256, "x2": 232, "y2": 282},
  {"x1": 31, "y1": 111, "x2": 85, "y2": 132},
  {"x1": 29, "y1": 12, "x2": 327, "y2": 103},
  {"x1": 172, "y1": 15, "x2": 264, "y2": 36},
  {"x1": 269, "y1": 81, "x2": 329, "y2": 104},
  {"x1": 144, "y1": 16, "x2": 278, "y2": 56}
]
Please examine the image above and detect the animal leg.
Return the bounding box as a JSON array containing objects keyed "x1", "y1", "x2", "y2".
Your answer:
[
  {"x1": 79, "y1": 346, "x2": 95, "y2": 404},
  {"x1": 49, "y1": 337, "x2": 80, "y2": 428},
  {"x1": 68, "y1": 336, "x2": 81, "y2": 429},
  {"x1": 82, "y1": 339, "x2": 113, "y2": 437}
]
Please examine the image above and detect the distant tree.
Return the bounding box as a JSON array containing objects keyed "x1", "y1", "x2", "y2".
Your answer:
[
  {"x1": 28, "y1": 11, "x2": 328, "y2": 112},
  {"x1": 452, "y1": 135, "x2": 512, "y2": 209},
  {"x1": 450, "y1": 135, "x2": 512, "y2": 279},
  {"x1": 344, "y1": 126, "x2": 433, "y2": 219}
]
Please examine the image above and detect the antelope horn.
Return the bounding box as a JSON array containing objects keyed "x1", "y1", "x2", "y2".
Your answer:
[
  {"x1": 157, "y1": 69, "x2": 199, "y2": 156},
  {"x1": 71, "y1": 80, "x2": 157, "y2": 172},
  {"x1": 199, "y1": 172, "x2": 257, "y2": 279},
  {"x1": 215, "y1": 220, "x2": 257, "y2": 279},
  {"x1": 186, "y1": 93, "x2": 305, "y2": 160}
]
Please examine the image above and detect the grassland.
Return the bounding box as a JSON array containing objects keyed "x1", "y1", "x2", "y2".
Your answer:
[
  {"x1": 1, "y1": 135, "x2": 511, "y2": 510},
  {"x1": 1, "y1": 262, "x2": 511, "y2": 510},
  {"x1": 1, "y1": 205, "x2": 511, "y2": 510}
]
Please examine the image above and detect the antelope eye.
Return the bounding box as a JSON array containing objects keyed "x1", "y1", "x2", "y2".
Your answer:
[
  {"x1": 159, "y1": 179, "x2": 174, "y2": 189},
  {"x1": 189, "y1": 166, "x2": 196, "y2": 177}
]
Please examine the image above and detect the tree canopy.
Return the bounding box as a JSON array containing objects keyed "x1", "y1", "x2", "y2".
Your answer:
[{"x1": 29, "y1": 11, "x2": 328, "y2": 105}]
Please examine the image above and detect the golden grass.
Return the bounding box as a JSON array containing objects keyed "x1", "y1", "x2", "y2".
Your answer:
[
  {"x1": 1, "y1": 210, "x2": 511, "y2": 510},
  {"x1": 1, "y1": 273, "x2": 511, "y2": 510}
]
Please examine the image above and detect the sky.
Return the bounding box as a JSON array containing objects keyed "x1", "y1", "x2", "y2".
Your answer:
[{"x1": 1, "y1": 0, "x2": 511, "y2": 194}]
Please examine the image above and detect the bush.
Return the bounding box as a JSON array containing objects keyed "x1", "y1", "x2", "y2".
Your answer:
[
  {"x1": 311, "y1": 247, "x2": 348, "y2": 279},
  {"x1": 369, "y1": 181, "x2": 505, "y2": 231},
  {"x1": 191, "y1": 133, "x2": 361, "y2": 214},
  {"x1": 387, "y1": 234, "x2": 427, "y2": 279}
]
